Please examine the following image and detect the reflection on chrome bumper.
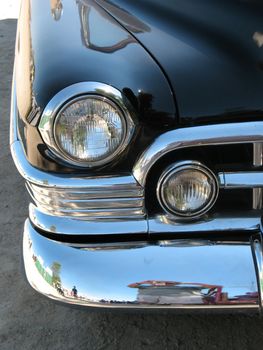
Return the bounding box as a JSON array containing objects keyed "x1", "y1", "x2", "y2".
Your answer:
[{"x1": 24, "y1": 220, "x2": 261, "y2": 309}]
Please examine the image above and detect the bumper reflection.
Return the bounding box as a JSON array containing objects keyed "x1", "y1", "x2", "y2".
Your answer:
[
  {"x1": 23, "y1": 220, "x2": 260, "y2": 308},
  {"x1": 128, "y1": 280, "x2": 258, "y2": 305}
]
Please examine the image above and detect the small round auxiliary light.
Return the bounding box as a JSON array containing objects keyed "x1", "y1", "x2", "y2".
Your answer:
[{"x1": 157, "y1": 161, "x2": 219, "y2": 218}]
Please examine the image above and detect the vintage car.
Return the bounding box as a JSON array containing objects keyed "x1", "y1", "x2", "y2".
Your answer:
[{"x1": 10, "y1": 0, "x2": 263, "y2": 310}]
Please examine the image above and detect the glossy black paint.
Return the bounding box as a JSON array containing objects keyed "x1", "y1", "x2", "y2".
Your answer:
[
  {"x1": 16, "y1": 0, "x2": 176, "y2": 172},
  {"x1": 98, "y1": 0, "x2": 263, "y2": 124},
  {"x1": 16, "y1": 0, "x2": 263, "y2": 172}
]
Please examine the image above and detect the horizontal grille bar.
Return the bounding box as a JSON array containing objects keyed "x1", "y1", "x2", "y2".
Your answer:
[
  {"x1": 133, "y1": 122, "x2": 263, "y2": 186},
  {"x1": 218, "y1": 171, "x2": 263, "y2": 188}
]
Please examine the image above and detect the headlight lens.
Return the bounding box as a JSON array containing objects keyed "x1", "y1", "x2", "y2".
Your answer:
[
  {"x1": 54, "y1": 96, "x2": 126, "y2": 165},
  {"x1": 157, "y1": 161, "x2": 218, "y2": 218}
]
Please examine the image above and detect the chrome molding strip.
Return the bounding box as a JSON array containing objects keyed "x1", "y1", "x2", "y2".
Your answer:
[
  {"x1": 133, "y1": 122, "x2": 263, "y2": 186},
  {"x1": 32, "y1": 206, "x2": 144, "y2": 219},
  {"x1": 26, "y1": 180, "x2": 145, "y2": 219},
  {"x1": 253, "y1": 143, "x2": 263, "y2": 210},
  {"x1": 149, "y1": 214, "x2": 261, "y2": 234},
  {"x1": 11, "y1": 141, "x2": 142, "y2": 190},
  {"x1": 29, "y1": 204, "x2": 148, "y2": 235},
  {"x1": 26, "y1": 183, "x2": 143, "y2": 207},
  {"x1": 27, "y1": 182, "x2": 143, "y2": 199},
  {"x1": 23, "y1": 219, "x2": 259, "y2": 309}
]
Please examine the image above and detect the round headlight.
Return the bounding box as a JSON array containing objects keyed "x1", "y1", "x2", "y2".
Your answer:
[
  {"x1": 39, "y1": 83, "x2": 135, "y2": 168},
  {"x1": 157, "y1": 161, "x2": 218, "y2": 218},
  {"x1": 54, "y1": 96, "x2": 126, "y2": 166}
]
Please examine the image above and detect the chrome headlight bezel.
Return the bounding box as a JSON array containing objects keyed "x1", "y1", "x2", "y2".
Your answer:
[
  {"x1": 156, "y1": 161, "x2": 219, "y2": 219},
  {"x1": 38, "y1": 82, "x2": 136, "y2": 168}
]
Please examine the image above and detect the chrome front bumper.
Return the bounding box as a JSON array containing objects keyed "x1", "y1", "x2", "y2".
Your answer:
[{"x1": 24, "y1": 219, "x2": 263, "y2": 310}]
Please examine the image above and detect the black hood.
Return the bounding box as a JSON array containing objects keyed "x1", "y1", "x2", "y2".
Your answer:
[{"x1": 97, "y1": 0, "x2": 263, "y2": 124}]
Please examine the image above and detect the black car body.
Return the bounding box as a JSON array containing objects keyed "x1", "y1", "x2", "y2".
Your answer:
[{"x1": 10, "y1": 0, "x2": 263, "y2": 310}]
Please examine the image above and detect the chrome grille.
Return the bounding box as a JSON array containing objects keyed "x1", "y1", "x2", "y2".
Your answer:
[
  {"x1": 26, "y1": 175, "x2": 145, "y2": 219},
  {"x1": 134, "y1": 122, "x2": 263, "y2": 227},
  {"x1": 216, "y1": 142, "x2": 263, "y2": 210}
]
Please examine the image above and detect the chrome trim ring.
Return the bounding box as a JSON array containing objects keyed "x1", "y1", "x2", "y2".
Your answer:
[
  {"x1": 38, "y1": 82, "x2": 136, "y2": 168},
  {"x1": 157, "y1": 161, "x2": 219, "y2": 218}
]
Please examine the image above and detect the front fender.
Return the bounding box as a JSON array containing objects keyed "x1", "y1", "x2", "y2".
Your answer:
[{"x1": 15, "y1": 0, "x2": 177, "y2": 173}]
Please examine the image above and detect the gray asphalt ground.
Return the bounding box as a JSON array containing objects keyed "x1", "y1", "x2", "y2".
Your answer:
[{"x1": 1, "y1": 19, "x2": 263, "y2": 350}]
